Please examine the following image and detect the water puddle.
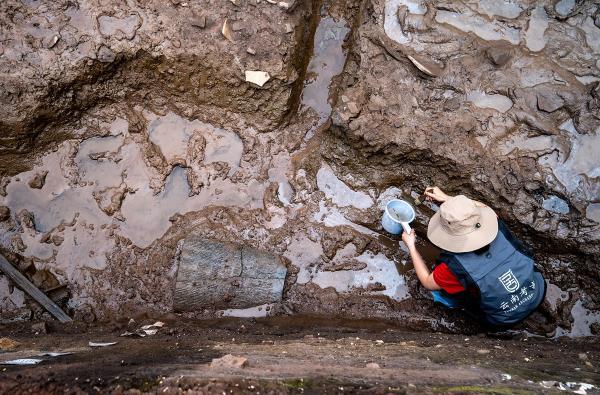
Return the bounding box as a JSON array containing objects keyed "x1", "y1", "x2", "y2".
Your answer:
[
  {"x1": 316, "y1": 163, "x2": 373, "y2": 209},
  {"x1": 435, "y1": 10, "x2": 520, "y2": 45},
  {"x1": 383, "y1": 0, "x2": 427, "y2": 48},
  {"x1": 301, "y1": 15, "x2": 350, "y2": 139},
  {"x1": 477, "y1": 0, "x2": 523, "y2": 19},
  {"x1": 466, "y1": 91, "x2": 513, "y2": 113},
  {"x1": 267, "y1": 152, "x2": 294, "y2": 206},
  {"x1": 283, "y1": 233, "x2": 324, "y2": 284},
  {"x1": 524, "y1": 5, "x2": 549, "y2": 52},
  {"x1": 313, "y1": 201, "x2": 378, "y2": 237},
  {"x1": 555, "y1": 298, "x2": 600, "y2": 337},
  {"x1": 147, "y1": 111, "x2": 244, "y2": 175},
  {"x1": 538, "y1": 120, "x2": 600, "y2": 200},
  {"x1": 311, "y1": 250, "x2": 410, "y2": 301}
]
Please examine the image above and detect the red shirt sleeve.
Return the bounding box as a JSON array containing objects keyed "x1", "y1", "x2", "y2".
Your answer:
[{"x1": 432, "y1": 263, "x2": 466, "y2": 294}]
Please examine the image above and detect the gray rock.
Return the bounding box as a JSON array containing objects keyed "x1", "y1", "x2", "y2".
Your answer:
[
  {"x1": 173, "y1": 237, "x2": 287, "y2": 311},
  {"x1": 555, "y1": 0, "x2": 575, "y2": 17},
  {"x1": 542, "y1": 195, "x2": 570, "y2": 215},
  {"x1": 191, "y1": 15, "x2": 206, "y2": 29},
  {"x1": 28, "y1": 171, "x2": 48, "y2": 189},
  {"x1": 485, "y1": 47, "x2": 512, "y2": 67},
  {"x1": 537, "y1": 92, "x2": 564, "y2": 112},
  {"x1": 210, "y1": 354, "x2": 248, "y2": 368},
  {"x1": 0, "y1": 206, "x2": 10, "y2": 221},
  {"x1": 97, "y1": 46, "x2": 116, "y2": 63}
]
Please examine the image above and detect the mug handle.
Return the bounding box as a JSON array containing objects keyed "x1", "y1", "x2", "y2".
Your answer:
[{"x1": 401, "y1": 222, "x2": 412, "y2": 234}]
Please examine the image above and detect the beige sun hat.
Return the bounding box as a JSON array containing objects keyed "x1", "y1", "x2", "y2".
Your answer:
[{"x1": 427, "y1": 195, "x2": 498, "y2": 253}]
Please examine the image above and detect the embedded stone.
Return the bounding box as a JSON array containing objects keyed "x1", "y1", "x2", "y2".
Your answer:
[
  {"x1": 542, "y1": 195, "x2": 569, "y2": 215},
  {"x1": 537, "y1": 92, "x2": 564, "y2": 113},
  {"x1": 173, "y1": 238, "x2": 287, "y2": 311},
  {"x1": 28, "y1": 171, "x2": 48, "y2": 189},
  {"x1": 486, "y1": 47, "x2": 512, "y2": 67}
]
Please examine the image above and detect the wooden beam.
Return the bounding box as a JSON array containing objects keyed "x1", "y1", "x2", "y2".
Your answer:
[{"x1": 0, "y1": 255, "x2": 72, "y2": 323}]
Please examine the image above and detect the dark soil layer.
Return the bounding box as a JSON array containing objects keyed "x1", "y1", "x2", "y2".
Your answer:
[{"x1": 0, "y1": 317, "x2": 598, "y2": 394}]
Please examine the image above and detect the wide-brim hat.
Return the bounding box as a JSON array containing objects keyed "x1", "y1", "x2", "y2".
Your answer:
[{"x1": 427, "y1": 195, "x2": 498, "y2": 253}]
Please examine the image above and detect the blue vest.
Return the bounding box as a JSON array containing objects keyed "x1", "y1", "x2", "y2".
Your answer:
[{"x1": 443, "y1": 226, "x2": 545, "y2": 326}]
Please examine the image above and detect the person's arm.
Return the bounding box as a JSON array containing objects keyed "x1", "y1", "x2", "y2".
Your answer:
[
  {"x1": 401, "y1": 231, "x2": 441, "y2": 291},
  {"x1": 424, "y1": 186, "x2": 451, "y2": 203}
]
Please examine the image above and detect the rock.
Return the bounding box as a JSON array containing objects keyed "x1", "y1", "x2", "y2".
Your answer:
[
  {"x1": 278, "y1": 0, "x2": 297, "y2": 12},
  {"x1": 97, "y1": 46, "x2": 115, "y2": 63},
  {"x1": 173, "y1": 238, "x2": 287, "y2": 311},
  {"x1": 347, "y1": 102, "x2": 360, "y2": 115},
  {"x1": 44, "y1": 35, "x2": 60, "y2": 49},
  {"x1": 28, "y1": 171, "x2": 48, "y2": 189},
  {"x1": 397, "y1": 5, "x2": 409, "y2": 31},
  {"x1": 245, "y1": 70, "x2": 270, "y2": 87},
  {"x1": 0, "y1": 337, "x2": 20, "y2": 351},
  {"x1": 222, "y1": 19, "x2": 234, "y2": 42},
  {"x1": 51, "y1": 235, "x2": 64, "y2": 246},
  {"x1": 477, "y1": 349, "x2": 490, "y2": 354},
  {"x1": 366, "y1": 362, "x2": 380, "y2": 369},
  {"x1": 485, "y1": 47, "x2": 512, "y2": 67},
  {"x1": 191, "y1": 15, "x2": 206, "y2": 29},
  {"x1": 285, "y1": 23, "x2": 294, "y2": 34},
  {"x1": 31, "y1": 322, "x2": 48, "y2": 334},
  {"x1": 407, "y1": 54, "x2": 443, "y2": 77},
  {"x1": 542, "y1": 195, "x2": 570, "y2": 215},
  {"x1": 578, "y1": 353, "x2": 588, "y2": 360},
  {"x1": 210, "y1": 354, "x2": 248, "y2": 368},
  {"x1": 537, "y1": 92, "x2": 564, "y2": 113},
  {"x1": 246, "y1": 47, "x2": 256, "y2": 55},
  {"x1": 0, "y1": 206, "x2": 10, "y2": 221}
]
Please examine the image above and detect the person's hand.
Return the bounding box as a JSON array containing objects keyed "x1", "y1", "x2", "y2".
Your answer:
[
  {"x1": 401, "y1": 229, "x2": 416, "y2": 249},
  {"x1": 424, "y1": 186, "x2": 450, "y2": 203}
]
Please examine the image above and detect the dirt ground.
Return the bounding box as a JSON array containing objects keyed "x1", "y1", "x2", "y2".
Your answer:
[{"x1": 0, "y1": 316, "x2": 598, "y2": 394}]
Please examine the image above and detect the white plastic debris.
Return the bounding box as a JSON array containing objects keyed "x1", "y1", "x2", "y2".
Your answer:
[
  {"x1": 501, "y1": 374, "x2": 511, "y2": 381},
  {"x1": 40, "y1": 352, "x2": 73, "y2": 357},
  {"x1": 1, "y1": 358, "x2": 43, "y2": 365},
  {"x1": 245, "y1": 71, "x2": 270, "y2": 87},
  {"x1": 89, "y1": 341, "x2": 117, "y2": 347},
  {"x1": 141, "y1": 321, "x2": 164, "y2": 330}
]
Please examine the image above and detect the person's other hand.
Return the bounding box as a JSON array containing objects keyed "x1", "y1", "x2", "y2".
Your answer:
[
  {"x1": 424, "y1": 186, "x2": 450, "y2": 203},
  {"x1": 401, "y1": 230, "x2": 416, "y2": 249}
]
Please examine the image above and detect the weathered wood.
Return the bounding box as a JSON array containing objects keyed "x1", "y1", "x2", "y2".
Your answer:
[
  {"x1": 173, "y1": 237, "x2": 287, "y2": 311},
  {"x1": 0, "y1": 255, "x2": 72, "y2": 323}
]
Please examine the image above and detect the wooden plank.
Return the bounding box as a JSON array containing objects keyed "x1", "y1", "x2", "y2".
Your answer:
[{"x1": 0, "y1": 255, "x2": 72, "y2": 323}]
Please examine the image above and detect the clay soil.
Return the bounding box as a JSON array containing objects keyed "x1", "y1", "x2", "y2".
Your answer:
[{"x1": 0, "y1": 316, "x2": 599, "y2": 394}]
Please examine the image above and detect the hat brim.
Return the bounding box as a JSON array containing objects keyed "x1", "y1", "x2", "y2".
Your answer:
[{"x1": 427, "y1": 206, "x2": 498, "y2": 253}]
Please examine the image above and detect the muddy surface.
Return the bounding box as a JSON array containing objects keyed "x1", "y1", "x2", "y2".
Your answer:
[
  {"x1": 0, "y1": 318, "x2": 599, "y2": 394},
  {"x1": 0, "y1": 0, "x2": 599, "y2": 343}
]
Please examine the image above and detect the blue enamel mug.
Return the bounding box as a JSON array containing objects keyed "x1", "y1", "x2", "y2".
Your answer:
[{"x1": 381, "y1": 199, "x2": 415, "y2": 235}]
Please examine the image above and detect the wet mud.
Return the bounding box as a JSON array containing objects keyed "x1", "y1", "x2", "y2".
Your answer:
[{"x1": 0, "y1": 0, "x2": 599, "y2": 346}]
